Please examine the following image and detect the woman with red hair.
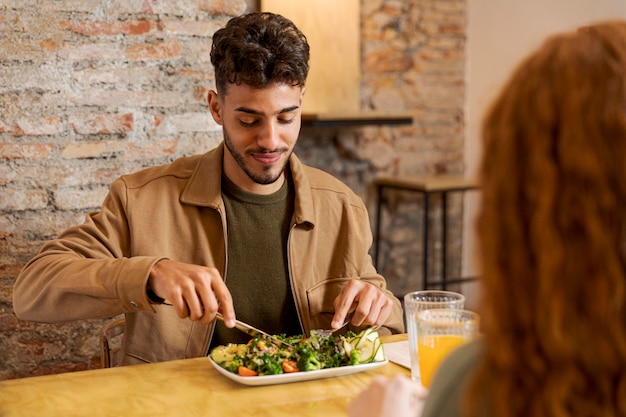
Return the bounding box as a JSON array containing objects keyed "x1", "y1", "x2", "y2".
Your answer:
[{"x1": 350, "y1": 20, "x2": 626, "y2": 417}]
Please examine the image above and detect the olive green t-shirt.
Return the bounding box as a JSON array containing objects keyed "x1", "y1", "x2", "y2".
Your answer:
[{"x1": 210, "y1": 173, "x2": 302, "y2": 348}]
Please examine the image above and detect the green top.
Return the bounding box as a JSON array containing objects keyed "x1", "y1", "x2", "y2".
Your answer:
[
  {"x1": 210, "y1": 172, "x2": 302, "y2": 348},
  {"x1": 421, "y1": 339, "x2": 485, "y2": 417}
]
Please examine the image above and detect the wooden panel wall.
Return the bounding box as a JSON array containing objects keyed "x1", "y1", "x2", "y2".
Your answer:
[{"x1": 261, "y1": 0, "x2": 360, "y2": 114}]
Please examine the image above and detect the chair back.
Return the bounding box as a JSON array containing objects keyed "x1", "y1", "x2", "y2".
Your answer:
[{"x1": 99, "y1": 317, "x2": 125, "y2": 368}]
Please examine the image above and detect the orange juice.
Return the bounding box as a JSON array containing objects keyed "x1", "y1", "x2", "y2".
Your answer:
[{"x1": 418, "y1": 334, "x2": 467, "y2": 388}]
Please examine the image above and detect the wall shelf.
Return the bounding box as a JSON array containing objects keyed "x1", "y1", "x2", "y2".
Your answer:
[{"x1": 301, "y1": 111, "x2": 414, "y2": 128}]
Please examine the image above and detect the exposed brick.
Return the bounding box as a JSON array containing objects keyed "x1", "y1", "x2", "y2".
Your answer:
[
  {"x1": 419, "y1": 48, "x2": 465, "y2": 61},
  {"x1": 0, "y1": 215, "x2": 16, "y2": 238},
  {"x1": 115, "y1": 0, "x2": 197, "y2": 15},
  {"x1": 364, "y1": 49, "x2": 414, "y2": 73},
  {"x1": 41, "y1": 0, "x2": 104, "y2": 13},
  {"x1": 39, "y1": 38, "x2": 59, "y2": 52},
  {"x1": 183, "y1": 39, "x2": 213, "y2": 64},
  {"x1": 0, "y1": 187, "x2": 49, "y2": 211},
  {"x1": 0, "y1": 265, "x2": 24, "y2": 283},
  {"x1": 194, "y1": 85, "x2": 210, "y2": 101},
  {"x1": 371, "y1": 85, "x2": 407, "y2": 112},
  {"x1": 64, "y1": 89, "x2": 183, "y2": 108},
  {"x1": 52, "y1": 186, "x2": 109, "y2": 210},
  {"x1": 56, "y1": 164, "x2": 139, "y2": 188},
  {"x1": 159, "y1": 19, "x2": 222, "y2": 37},
  {"x1": 8, "y1": 211, "x2": 85, "y2": 241},
  {"x1": 126, "y1": 39, "x2": 182, "y2": 61},
  {"x1": 0, "y1": 40, "x2": 48, "y2": 61},
  {"x1": 13, "y1": 117, "x2": 62, "y2": 136},
  {"x1": 0, "y1": 142, "x2": 54, "y2": 159},
  {"x1": 58, "y1": 42, "x2": 125, "y2": 61},
  {"x1": 31, "y1": 361, "x2": 90, "y2": 377},
  {"x1": 156, "y1": 112, "x2": 220, "y2": 134},
  {"x1": 17, "y1": 337, "x2": 66, "y2": 360},
  {"x1": 61, "y1": 141, "x2": 125, "y2": 159},
  {"x1": 0, "y1": 370, "x2": 17, "y2": 380},
  {"x1": 0, "y1": 62, "x2": 67, "y2": 92},
  {"x1": 69, "y1": 113, "x2": 134, "y2": 135},
  {"x1": 428, "y1": 35, "x2": 465, "y2": 50},
  {"x1": 0, "y1": 313, "x2": 37, "y2": 332},
  {"x1": 123, "y1": 139, "x2": 180, "y2": 160},
  {"x1": 73, "y1": 67, "x2": 161, "y2": 85},
  {"x1": 433, "y1": 1, "x2": 466, "y2": 13},
  {"x1": 63, "y1": 19, "x2": 155, "y2": 36},
  {"x1": 198, "y1": 0, "x2": 248, "y2": 16}
]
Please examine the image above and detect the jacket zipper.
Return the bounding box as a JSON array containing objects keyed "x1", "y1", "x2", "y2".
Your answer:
[
  {"x1": 204, "y1": 205, "x2": 228, "y2": 353},
  {"x1": 287, "y1": 220, "x2": 305, "y2": 334}
]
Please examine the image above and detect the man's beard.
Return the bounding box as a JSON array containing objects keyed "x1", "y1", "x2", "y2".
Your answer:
[{"x1": 223, "y1": 126, "x2": 291, "y2": 185}]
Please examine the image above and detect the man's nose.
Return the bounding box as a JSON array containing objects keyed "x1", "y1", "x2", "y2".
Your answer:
[{"x1": 256, "y1": 121, "x2": 281, "y2": 150}]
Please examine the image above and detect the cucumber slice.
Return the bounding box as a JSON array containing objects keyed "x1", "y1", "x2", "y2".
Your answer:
[
  {"x1": 372, "y1": 339, "x2": 385, "y2": 362},
  {"x1": 343, "y1": 339, "x2": 353, "y2": 354},
  {"x1": 344, "y1": 329, "x2": 386, "y2": 364},
  {"x1": 356, "y1": 330, "x2": 385, "y2": 363},
  {"x1": 357, "y1": 338, "x2": 376, "y2": 363},
  {"x1": 354, "y1": 328, "x2": 374, "y2": 349}
]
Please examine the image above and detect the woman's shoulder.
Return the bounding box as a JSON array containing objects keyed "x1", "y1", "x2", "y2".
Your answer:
[{"x1": 420, "y1": 339, "x2": 484, "y2": 417}]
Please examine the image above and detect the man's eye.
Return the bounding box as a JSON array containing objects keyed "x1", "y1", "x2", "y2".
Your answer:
[
  {"x1": 278, "y1": 118, "x2": 294, "y2": 125},
  {"x1": 239, "y1": 119, "x2": 259, "y2": 127}
]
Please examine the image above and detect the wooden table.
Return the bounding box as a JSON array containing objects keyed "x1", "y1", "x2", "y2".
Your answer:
[{"x1": 0, "y1": 334, "x2": 409, "y2": 417}]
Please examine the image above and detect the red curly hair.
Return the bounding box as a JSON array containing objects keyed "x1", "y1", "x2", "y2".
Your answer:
[{"x1": 467, "y1": 21, "x2": 626, "y2": 417}]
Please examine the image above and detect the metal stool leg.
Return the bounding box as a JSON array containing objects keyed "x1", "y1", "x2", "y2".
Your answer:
[
  {"x1": 441, "y1": 192, "x2": 448, "y2": 290},
  {"x1": 423, "y1": 192, "x2": 429, "y2": 289},
  {"x1": 374, "y1": 184, "x2": 384, "y2": 269}
]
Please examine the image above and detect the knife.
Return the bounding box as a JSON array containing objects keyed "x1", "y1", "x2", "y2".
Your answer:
[{"x1": 215, "y1": 312, "x2": 292, "y2": 348}]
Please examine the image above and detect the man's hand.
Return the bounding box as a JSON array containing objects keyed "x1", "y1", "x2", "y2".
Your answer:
[
  {"x1": 331, "y1": 280, "x2": 393, "y2": 329},
  {"x1": 148, "y1": 259, "x2": 235, "y2": 326}
]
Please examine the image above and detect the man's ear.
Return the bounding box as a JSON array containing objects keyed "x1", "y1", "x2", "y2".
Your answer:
[{"x1": 207, "y1": 90, "x2": 223, "y2": 125}]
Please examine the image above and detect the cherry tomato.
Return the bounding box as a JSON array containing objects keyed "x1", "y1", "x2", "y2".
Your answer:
[
  {"x1": 237, "y1": 366, "x2": 258, "y2": 377},
  {"x1": 282, "y1": 360, "x2": 300, "y2": 373}
]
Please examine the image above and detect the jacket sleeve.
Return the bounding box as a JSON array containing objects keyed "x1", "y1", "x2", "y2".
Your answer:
[
  {"x1": 13, "y1": 178, "x2": 163, "y2": 323},
  {"x1": 319, "y1": 189, "x2": 405, "y2": 335},
  {"x1": 355, "y1": 206, "x2": 405, "y2": 335}
]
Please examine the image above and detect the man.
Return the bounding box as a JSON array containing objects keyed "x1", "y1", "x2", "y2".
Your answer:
[{"x1": 14, "y1": 12, "x2": 404, "y2": 365}]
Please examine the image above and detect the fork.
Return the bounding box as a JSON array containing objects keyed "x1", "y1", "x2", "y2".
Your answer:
[
  {"x1": 313, "y1": 316, "x2": 352, "y2": 338},
  {"x1": 314, "y1": 320, "x2": 383, "y2": 338}
]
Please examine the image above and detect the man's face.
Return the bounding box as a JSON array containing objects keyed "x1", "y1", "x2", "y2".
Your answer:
[{"x1": 208, "y1": 82, "x2": 305, "y2": 194}]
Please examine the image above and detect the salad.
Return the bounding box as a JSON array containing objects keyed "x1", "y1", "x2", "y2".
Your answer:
[{"x1": 210, "y1": 328, "x2": 385, "y2": 377}]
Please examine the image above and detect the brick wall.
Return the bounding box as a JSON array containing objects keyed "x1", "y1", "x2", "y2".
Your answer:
[{"x1": 0, "y1": 0, "x2": 466, "y2": 379}]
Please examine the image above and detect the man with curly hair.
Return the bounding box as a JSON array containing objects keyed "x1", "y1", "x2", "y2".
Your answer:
[{"x1": 14, "y1": 12, "x2": 404, "y2": 364}]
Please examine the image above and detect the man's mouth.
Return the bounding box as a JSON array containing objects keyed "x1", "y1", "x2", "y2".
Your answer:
[{"x1": 252, "y1": 152, "x2": 282, "y2": 165}]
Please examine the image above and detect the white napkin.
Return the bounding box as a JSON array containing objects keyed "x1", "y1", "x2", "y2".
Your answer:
[{"x1": 382, "y1": 340, "x2": 411, "y2": 369}]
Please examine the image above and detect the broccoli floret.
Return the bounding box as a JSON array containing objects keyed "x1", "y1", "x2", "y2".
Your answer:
[
  {"x1": 222, "y1": 357, "x2": 243, "y2": 373},
  {"x1": 349, "y1": 348, "x2": 361, "y2": 366},
  {"x1": 254, "y1": 353, "x2": 284, "y2": 375},
  {"x1": 296, "y1": 346, "x2": 322, "y2": 371}
]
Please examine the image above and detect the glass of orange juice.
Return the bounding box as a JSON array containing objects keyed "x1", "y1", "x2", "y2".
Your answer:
[
  {"x1": 417, "y1": 308, "x2": 479, "y2": 389},
  {"x1": 404, "y1": 290, "x2": 465, "y2": 382}
]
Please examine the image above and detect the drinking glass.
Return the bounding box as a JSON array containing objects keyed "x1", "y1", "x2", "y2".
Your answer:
[
  {"x1": 404, "y1": 290, "x2": 465, "y2": 382},
  {"x1": 417, "y1": 308, "x2": 479, "y2": 388}
]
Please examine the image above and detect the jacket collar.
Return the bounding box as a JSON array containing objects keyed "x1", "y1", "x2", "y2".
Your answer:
[{"x1": 180, "y1": 142, "x2": 315, "y2": 227}]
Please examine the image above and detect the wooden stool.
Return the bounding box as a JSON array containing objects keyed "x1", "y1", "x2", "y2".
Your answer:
[{"x1": 373, "y1": 175, "x2": 479, "y2": 290}]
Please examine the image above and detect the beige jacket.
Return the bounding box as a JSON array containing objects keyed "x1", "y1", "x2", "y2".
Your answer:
[{"x1": 14, "y1": 143, "x2": 404, "y2": 364}]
